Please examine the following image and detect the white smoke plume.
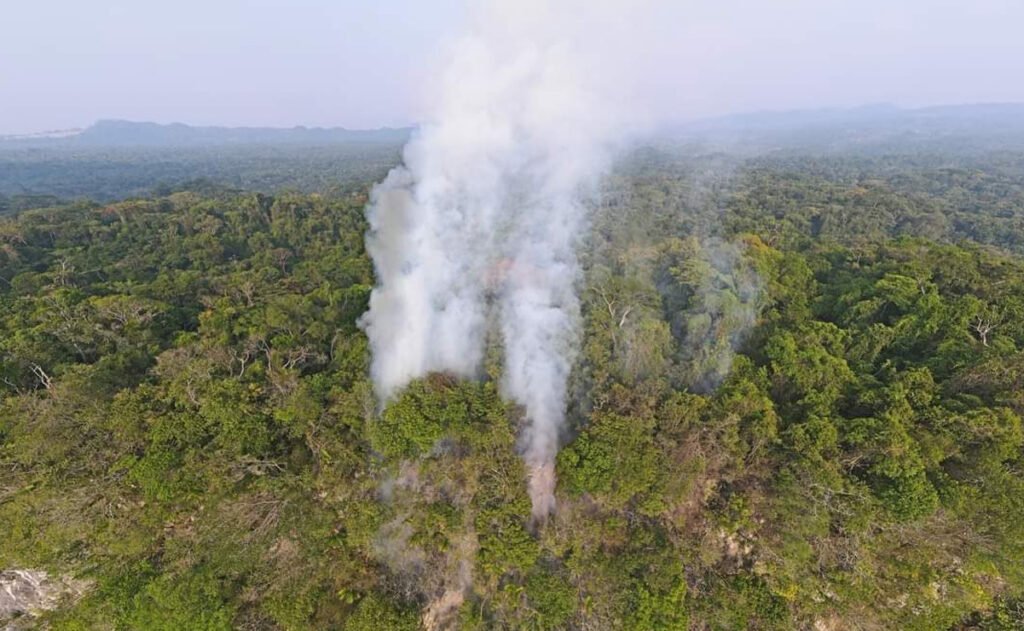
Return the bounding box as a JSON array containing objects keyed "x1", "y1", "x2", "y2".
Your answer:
[{"x1": 361, "y1": 0, "x2": 636, "y2": 518}]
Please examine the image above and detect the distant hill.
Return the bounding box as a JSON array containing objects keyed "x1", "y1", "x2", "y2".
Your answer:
[
  {"x1": 1, "y1": 120, "x2": 413, "y2": 148},
  {"x1": 666, "y1": 103, "x2": 1024, "y2": 153},
  {"x1": 3, "y1": 104, "x2": 1024, "y2": 204},
  {"x1": 6, "y1": 104, "x2": 1024, "y2": 151}
]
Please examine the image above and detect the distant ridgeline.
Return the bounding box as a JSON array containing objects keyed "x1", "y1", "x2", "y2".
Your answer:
[
  {"x1": 0, "y1": 121, "x2": 412, "y2": 204},
  {"x1": 665, "y1": 102, "x2": 1024, "y2": 153},
  {"x1": 0, "y1": 119, "x2": 413, "y2": 147},
  {"x1": 2, "y1": 104, "x2": 1024, "y2": 205}
]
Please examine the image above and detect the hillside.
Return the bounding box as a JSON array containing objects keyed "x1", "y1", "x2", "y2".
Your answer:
[
  {"x1": 2, "y1": 142, "x2": 1024, "y2": 629},
  {"x1": 670, "y1": 103, "x2": 1024, "y2": 153},
  {"x1": 1, "y1": 120, "x2": 413, "y2": 148}
]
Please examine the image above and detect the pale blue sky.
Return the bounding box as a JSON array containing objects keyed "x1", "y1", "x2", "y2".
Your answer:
[{"x1": 2, "y1": 0, "x2": 1023, "y2": 134}]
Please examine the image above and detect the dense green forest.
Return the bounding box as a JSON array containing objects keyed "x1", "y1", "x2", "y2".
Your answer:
[
  {"x1": 2, "y1": 147, "x2": 1024, "y2": 630},
  {"x1": 0, "y1": 144, "x2": 401, "y2": 204}
]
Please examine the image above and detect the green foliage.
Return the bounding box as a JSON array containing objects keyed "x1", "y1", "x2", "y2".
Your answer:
[
  {"x1": 370, "y1": 377, "x2": 472, "y2": 458},
  {"x1": 524, "y1": 568, "x2": 577, "y2": 629},
  {"x1": 475, "y1": 506, "x2": 540, "y2": 576},
  {"x1": 126, "y1": 569, "x2": 235, "y2": 631},
  {"x1": 344, "y1": 593, "x2": 418, "y2": 631},
  {"x1": 959, "y1": 596, "x2": 1024, "y2": 630},
  {"x1": 558, "y1": 410, "x2": 665, "y2": 512},
  {"x1": 694, "y1": 575, "x2": 789, "y2": 630},
  {"x1": 3, "y1": 148, "x2": 1024, "y2": 630}
]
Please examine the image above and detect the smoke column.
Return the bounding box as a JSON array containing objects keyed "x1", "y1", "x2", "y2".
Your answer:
[{"x1": 361, "y1": 0, "x2": 624, "y2": 518}]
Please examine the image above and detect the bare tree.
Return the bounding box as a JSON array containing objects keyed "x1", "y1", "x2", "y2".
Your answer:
[
  {"x1": 52, "y1": 258, "x2": 76, "y2": 287},
  {"x1": 29, "y1": 363, "x2": 53, "y2": 390},
  {"x1": 972, "y1": 312, "x2": 1002, "y2": 347}
]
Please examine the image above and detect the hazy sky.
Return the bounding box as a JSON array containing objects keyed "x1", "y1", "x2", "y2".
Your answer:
[{"x1": 2, "y1": 0, "x2": 1023, "y2": 134}]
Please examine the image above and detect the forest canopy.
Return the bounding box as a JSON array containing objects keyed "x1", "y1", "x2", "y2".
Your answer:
[{"x1": 2, "y1": 142, "x2": 1024, "y2": 629}]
